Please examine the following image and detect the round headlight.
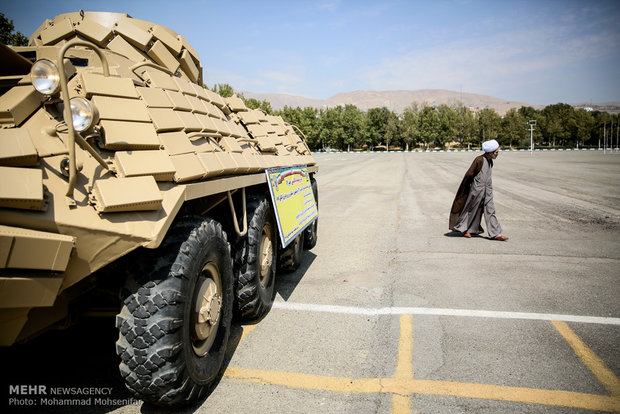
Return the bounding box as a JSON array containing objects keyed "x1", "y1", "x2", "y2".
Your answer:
[
  {"x1": 30, "y1": 59, "x2": 60, "y2": 95},
  {"x1": 70, "y1": 97, "x2": 96, "y2": 132}
]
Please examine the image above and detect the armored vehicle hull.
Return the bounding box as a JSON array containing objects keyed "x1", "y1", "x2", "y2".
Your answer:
[{"x1": 0, "y1": 11, "x2": 317, "y2": 406}]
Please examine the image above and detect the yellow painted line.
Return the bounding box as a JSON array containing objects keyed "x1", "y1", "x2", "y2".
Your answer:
[
  {"x1": 224, "y1": 367, "x2": 620, "y2": 412},
  {"x1": 552, "y1": 320, "x2": 620, "y2": 397},
  {"x1": 240, "y1": 323, "x2": 258, "y2": 344},
  {"x1": 395, "y1": 314, "x2": 414, "y2": 379},
  {"x1": 393, "y1": 315, "x2": 414, "y2": 414}
]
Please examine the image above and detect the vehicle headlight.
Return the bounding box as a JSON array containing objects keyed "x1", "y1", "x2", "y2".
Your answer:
[
  {"x1": 30, "y1": 59, "x2": 60, "y2": 95},
  {"x1": 70, "y1": 97, "x2": 98, "y2": 132}
]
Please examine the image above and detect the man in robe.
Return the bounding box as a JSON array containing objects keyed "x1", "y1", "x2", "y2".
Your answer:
[{"x1": 449, "y1": 139, "x2": 509, "y2": 241}]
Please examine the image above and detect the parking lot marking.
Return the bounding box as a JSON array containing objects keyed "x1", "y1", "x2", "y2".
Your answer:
[
  {"x1": 271, "y1": 301, "x2": 620, "y2": 325},
  {"x1": 392, "y1": 315, "x2": 414, "y2": 413},
  {"x1": 552, "y1": 320, "x2": 620, "y2": 397},
  {"x1": 228, "y1": 307, "x2": 620, "y2": 412},
  {"x1": 224, "y1": 367, "x2": 620, "y2": 411}
]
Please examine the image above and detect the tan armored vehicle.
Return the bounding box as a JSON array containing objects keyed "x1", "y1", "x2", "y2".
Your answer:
[{"x1": 0, "y1": 11, "x2": 318, "y2": 406}]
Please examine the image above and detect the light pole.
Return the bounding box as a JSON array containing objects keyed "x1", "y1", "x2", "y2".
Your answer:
[{"x1": 527, "y1": 120, "x2": 537, "y2": 155}]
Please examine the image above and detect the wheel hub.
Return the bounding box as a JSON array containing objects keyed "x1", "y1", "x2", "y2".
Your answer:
[
  {"x1": 192, "y1": 263, "x2": 222, "y2": 355},
  {"x1": 259, "y1": 224, "x2": 273, "y2": 284}
]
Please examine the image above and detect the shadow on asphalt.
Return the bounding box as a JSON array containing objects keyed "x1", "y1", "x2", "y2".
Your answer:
[{"x1": 274, "y1": 251, "x2": 317, "y2": 301}]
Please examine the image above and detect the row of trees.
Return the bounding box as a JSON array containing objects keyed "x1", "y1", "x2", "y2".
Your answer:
[{"x1": 211, "y1": 86, "x2": 620, "y2": 152}]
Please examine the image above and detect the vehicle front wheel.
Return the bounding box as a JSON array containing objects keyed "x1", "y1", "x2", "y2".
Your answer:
[{"x1": 116, "y1": 216, "x2": 233, "y2": 406}]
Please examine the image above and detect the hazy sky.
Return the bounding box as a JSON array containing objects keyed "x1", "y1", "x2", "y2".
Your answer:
[{"x1": 3, "y1": 0, "x2": 619, "y2": 105}]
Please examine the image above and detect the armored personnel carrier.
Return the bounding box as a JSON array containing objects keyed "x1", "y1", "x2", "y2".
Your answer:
[{"x1": 0, "y1": 11, "x2": 318, "y2": 406}]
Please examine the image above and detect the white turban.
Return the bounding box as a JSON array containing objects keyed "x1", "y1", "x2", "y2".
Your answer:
[{"x1": 482, "y1": 139, "x2": 499, "y2": 152}]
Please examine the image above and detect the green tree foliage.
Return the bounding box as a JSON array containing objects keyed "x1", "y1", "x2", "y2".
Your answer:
[
  {"x1": 342, "y1": 104, "x2": 365, "y2": 151},
  {"x1": 542, "y1": 103, "x2": 573, "y2": 146},
  {"x1": 401, "y1": 104, "x2": 419, "y2": 151},
  {"x1": 501, "y1": 109, "x2": 527, "y2": 148},
  {"x1": 207, "y1": 83, "x2": 235, "y2": 98},
  {"x1": 477, "y1": 108, "x2": 502, "y2": 142},
  {"x1": 418, "y1": 106, "x2": 440, "y2": 149},
  {"x1": 245, "y1": 98, "x2": 273, "y2": 114},
  {"x1": 199, "y1": 81, "x2": 618, "y2": 152},
  {"x1": 366, "y1": 107, "x2": 391, "y2": 150},
  {"x1": 0, "y1": 13, "x2": 28, "y2": 46}
]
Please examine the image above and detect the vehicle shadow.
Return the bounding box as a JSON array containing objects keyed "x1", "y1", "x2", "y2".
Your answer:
[
  {"x1": 0, "y1": 316, "x2": 135, "y2": 414},
  {"x1": 274, "y1": 251, "x2": 317, "y2": 301}
]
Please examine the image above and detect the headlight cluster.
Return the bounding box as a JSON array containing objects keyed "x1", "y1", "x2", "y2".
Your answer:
[
  {"x1": 69, "y1": 97, "x2": 97, "y2": 132},
  {"x1": 30, "y1": 59, "x2": 98, "y2": 132},
  {"x1": 30, "y1": 59, "x2": 60, "y2": 95}
]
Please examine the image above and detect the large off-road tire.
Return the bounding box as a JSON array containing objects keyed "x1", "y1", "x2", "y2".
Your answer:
[
  {"x1": 232, "y1": 195, "x2": 277, "y2": 320},
  {"x1": 303, "y1": 176, "x2": 318, "y2": 250},
  {"x1": 277, "y1": 233, "x2": 304, "y2": 272},
  {"x1": 116, "y1": 217, "x2": 233, "y2": 406}
]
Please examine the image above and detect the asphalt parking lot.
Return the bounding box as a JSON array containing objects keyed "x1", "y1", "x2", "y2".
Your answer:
[
  {"x1": 3, "y1": 150, "x2": 619, "y2": 413},
  {"x1": 199, "y1": 150, "x2": 620, "y2": 413}
]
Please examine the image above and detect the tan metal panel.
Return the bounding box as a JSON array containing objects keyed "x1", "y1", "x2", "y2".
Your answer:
[
  {"x1": 185, "y1": 94, "x2": 208, "y2": 114},
  {"x1": 143, "y1": 68, "x2": 179, "y2": 91},
  {"x1": 170, "y1": 153, "x2": 205, "y2": 182},
  {"x1": 0, "y1": 129, "x2": 38, "y2": 166},
  {"x1": 0, "y1": 85, "x2": 42, "y2": 127},
  {"x1": 191, "y1": 83, "x2": 210, "y2": 101},
  {"x1": 219, "y1": 136, "x2": 243, "y2": 153},
  {"x1": 195, "y1": 113, "x2": 218, "y2": 133},
  {"x1": 255, "y1": 110, "x2": 269, "y2": 122},
  {"x1": 147, "y1": 40, "x2": 180, "y2": 73},
  {"x1": 107, "y1": 35, "x2": 147, "y2": 63},
  {"x1": 212, "y1": 118, "x2": 232, "y2": 136},
  {"x1": 238, "y1": 110, "x2": 260, "y2": 125},
  {"x1": 256, "y1": 135, "x2": 278, "y2": 153},
  {"x1": 173, "y1": 76, "x2": 197, "y2": 96},
  {"x1": 215, "y1": 152, "x2": 239, "y2": 174},
  {"x1": 196, "y1": 152, "x2": 225, "y2": 178},
  {"x1": 81, "y1": 72, "x2": 139, "y2": 98},
  {"x1": 204, "y1": 89, "x2": 226, "y2": 109},
  {"x1": 247, "y1": 123, "x2": 268, "y2": 138},
  {"x1": 227, "y1": 122, "x2": 244, "y2": 138},
  {"x1": 90, "y1": 176, "x2": 163, "y2": 212},
  {"x1": 178, "y1": 49, "x2": 199, "y2": 83},
  {"x1": 136, "y1": 86, "x2": 172, "y2": 108},
  {"x1": 190, "y1": 137, "x2": 215, "y2": 153},
  {"x1": 40, "y1": 18, "x2": 74, "y2": 45},
  {"x1": 204, "y1": 101, "x2": 224, "y2": 119},
  {"x1": 226, "y1": 95, "x2": 247, "y2": 112},
  {"x1": 178, "y1": 35, "x2": 200, "y2": 63},
  {"x1": 0, "y1": 225, "x2": 74, "y2": 272},
  {"x1": 176, "y1": 111, "x2": 203, "y2": 132},
  {"x1": 114, "y1": 18, "x2": 153, "y2": 50},
  {"x1": 92, "y1": 95, "x2": 150, "y2": 122},
  {"x1": 263, "y1": 121, "x2": 277, "y2": 134},
  {"x1": 147, "y1": 107, "x2": 183, "y2": 132},
  {"x1": 165, "y1": 90, "x2": 192, "y2": 111},
  {"x1": 159, "y1": 131, "x2": 195, "y2": 155},
  {"x1": 151, "y1": 25, "x2": 183, "y2": 55},
  {"x1": 242, "y1": 152, "x2": 264, "y2": 173},
  {"x1": 0, "y1": 277, "x2": 63, "y2": 308},
  {"x1": 100, "y1": 120, "x2": 160, "y2": 150},
  {"x1": 114, "y1": 150, "x2": 176, "y2": 181},
  {"x1": 230, "y1": 152, "x2": 250, "y2": 173},
  {"x1": 0, "y1": 166, "x2": 43, "y2": 210},
  {"x1": 269, "y1": 132, "x2": 283, "y2": 145},
  {"x1": 74, "y1": 19, "x2": 113, "y2": 46}
]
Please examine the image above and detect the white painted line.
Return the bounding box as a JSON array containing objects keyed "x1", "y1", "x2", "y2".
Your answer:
[{"x1": 271, "y1": 302, "x2": 620, "y2": 325}]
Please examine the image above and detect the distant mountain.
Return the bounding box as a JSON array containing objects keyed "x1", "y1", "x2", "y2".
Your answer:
[
  {"x1": 242, "y1": 89, "x2": 620, "y2": 115},
  {"x1": 243, "y1": 89, "x2": 540, "y2": 115}
]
